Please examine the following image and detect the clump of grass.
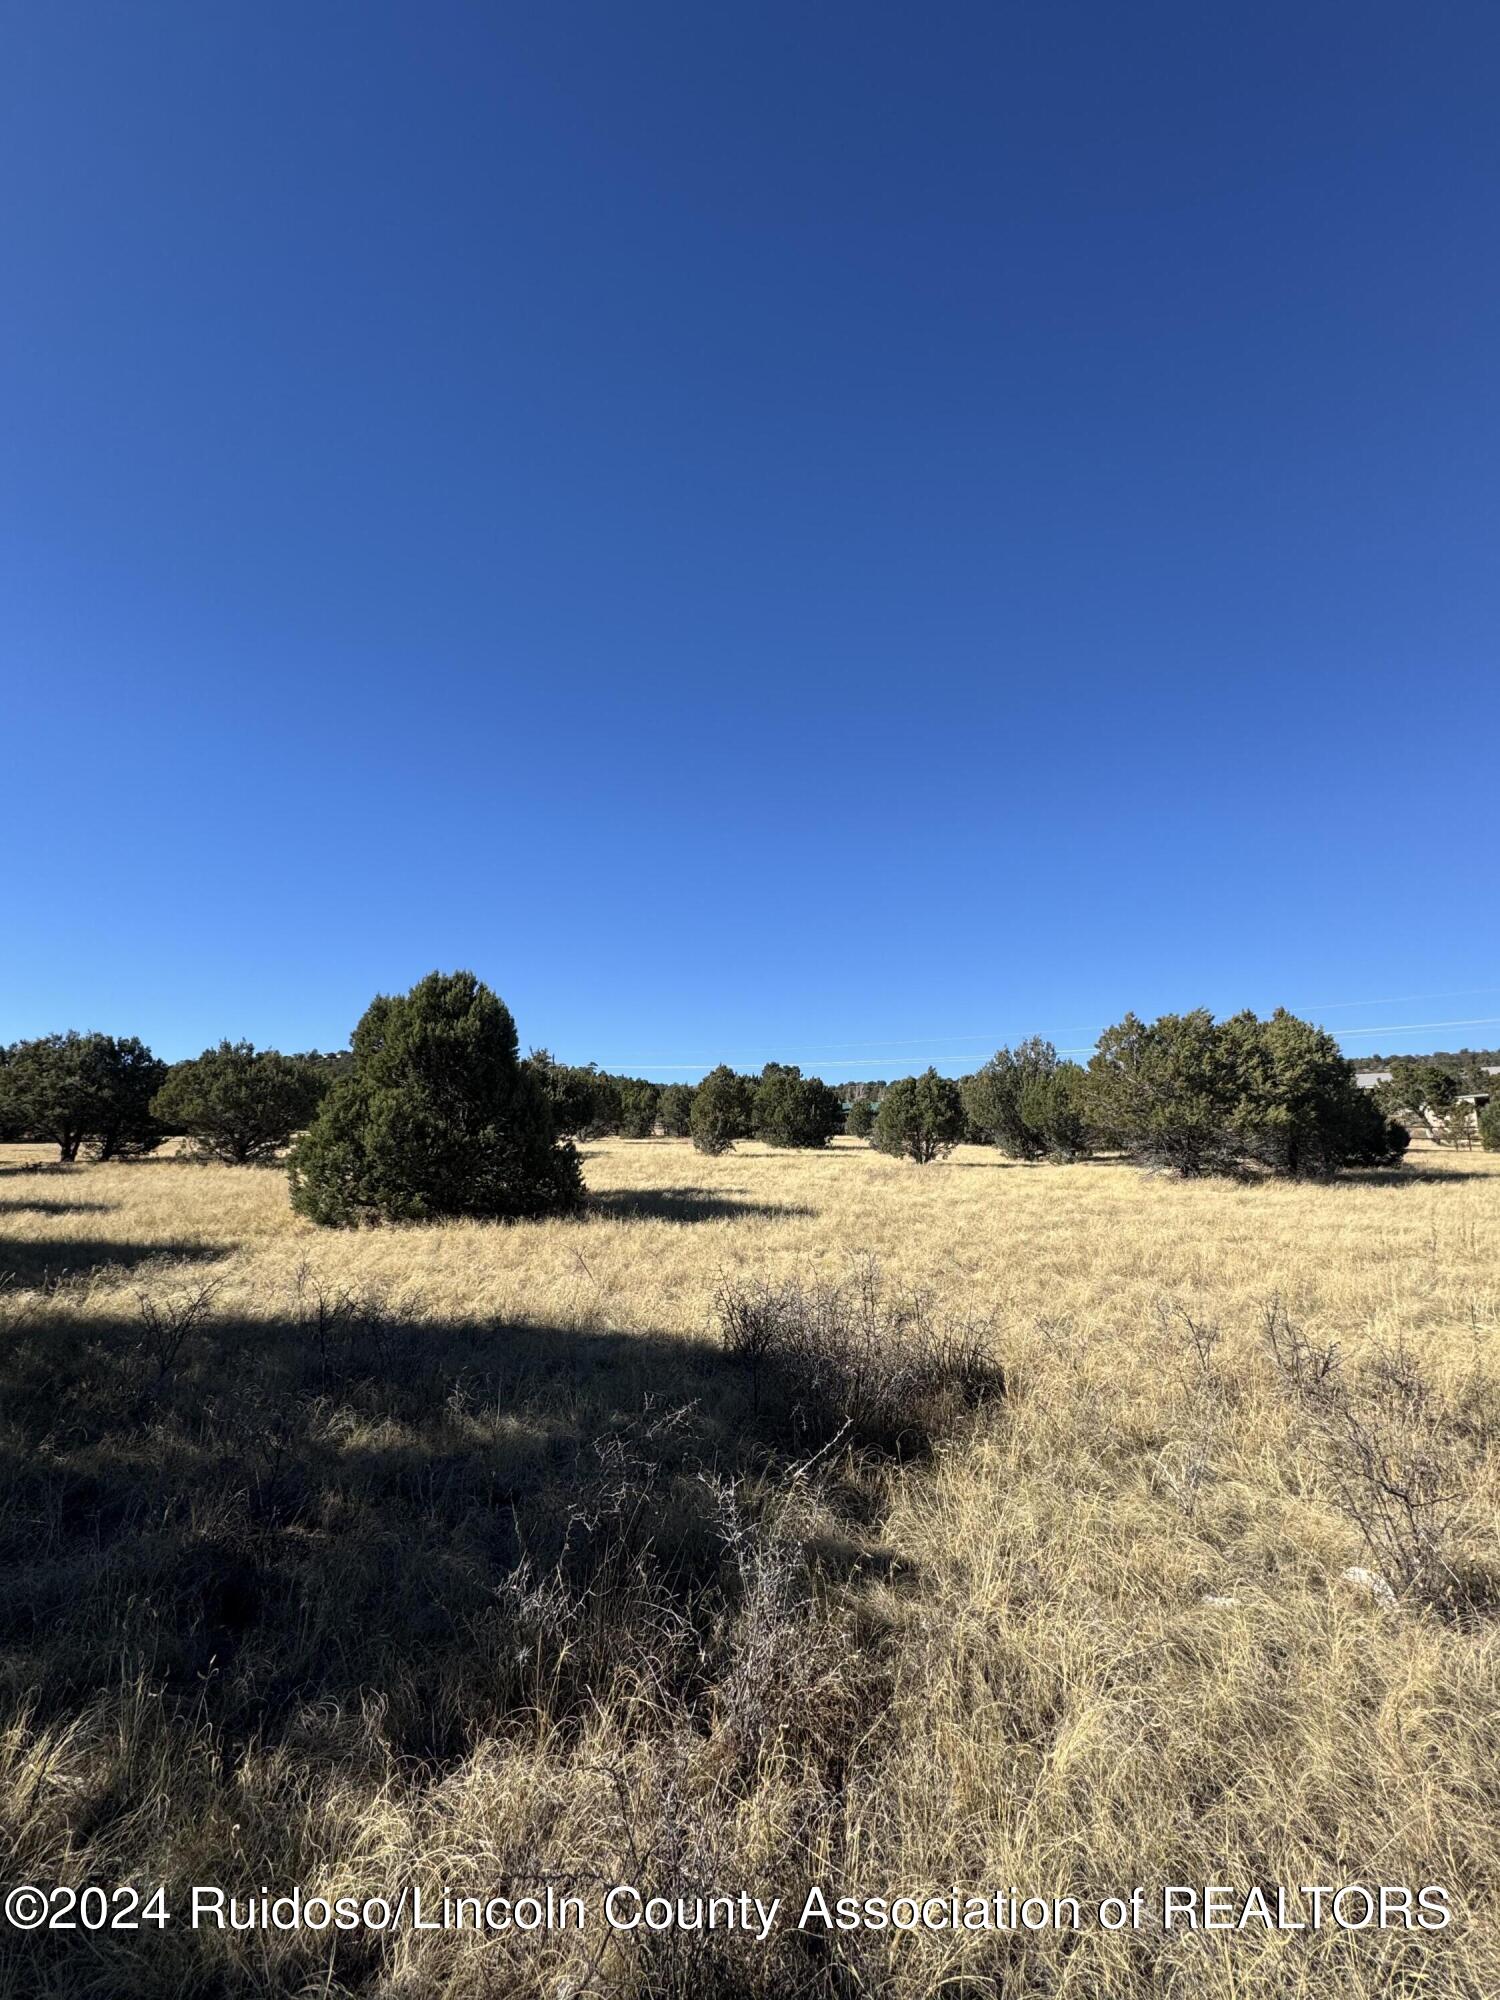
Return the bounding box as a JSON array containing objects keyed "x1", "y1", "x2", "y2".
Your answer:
[{"x1": 714, "y1": 1255, "x2": 1001, "y2": 1453}]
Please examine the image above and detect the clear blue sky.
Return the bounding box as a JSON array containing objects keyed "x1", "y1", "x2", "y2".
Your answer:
[{"x1": 4, "y1": 3, "x2": 1497, "y2": 1077}]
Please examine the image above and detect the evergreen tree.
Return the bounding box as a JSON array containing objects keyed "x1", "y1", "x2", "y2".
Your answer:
[
  {"x1": 690, "y1": 1065, "x2": 755, "y2": 1155},
  {"x1": 152, "y1": 1042, "x2": 324, "y2": 1164},
  {"x1": 658, "y1": 1082, "x2": 696, "y2": 1136},
  {"x1": 752, "y1": 1063, "x2": 843, "y2": 1148},
  {"x1": 288, "y1": 971, "x2": 582, "y2": 1225},
  {"x1": 845, "y1": 1098, "x2": 876, "y2": 1139},
  {"x1": 873, "y1": 1068, "x2": 966, "y2": 1163},
  {"x1": 962, "y1": 1038, "x2": 1090, "y2": 1161},
  {"x1": 1088, "y1": 1008, "x2": 1406, "y2": 1176},
  {"x1": 0, "y1": 1032, "x2": 166, "y2": 1161},
  {"x1": 616, "y1": 1078, "x2": 661, "y2": 1139}
]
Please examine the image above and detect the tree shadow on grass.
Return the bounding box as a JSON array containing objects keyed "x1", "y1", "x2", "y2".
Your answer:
[
  {"x1": 0, "y1": 1238, "x2": 230, "y2": 1287},
  {"x1": 0, "y1": 1274, "x2": 949, "y2": 1998},
  {"x1": 0, "y1": 1290, "x2": 888, "y2": 1752},
  {"x1": 588, "y1": 1187, "x2": 818, "y2": 1223},
  {"x1": 0, "y1": 1197, "x2": 115, "y2": 1217}
]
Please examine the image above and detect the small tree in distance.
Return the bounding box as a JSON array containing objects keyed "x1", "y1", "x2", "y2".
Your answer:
[
  {"x1": 752, "y1": 1064, "x2": 844, "y2": 1148},
  {"x1": 1444, "y1": 1099, "x2": 1477, "y2": 1150},
  {"x1": 152, "y1": 1042, "x2": 325, "y2": 1164},
  {"x1": 617, "y1": 1078, "x2": 661, "y2": 1139},
  {"x1": 1479, "y1": 1099, "x2": 1500, "y2": 1151},
  {"x1": 658, "y1": 1082, "x2": 696, "y2": 1136},
  {"x1": 845, "y1": 1098, "x2": 876, "y2": 1139},
  {"x1": 873, "y1": 1069, "x2": 966, "y2": 1164},
  {"x1": 691, "y1": 1065, "x2": 755, "y2": 1155}
]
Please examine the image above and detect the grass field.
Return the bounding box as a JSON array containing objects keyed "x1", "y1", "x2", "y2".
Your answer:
[{"x1": 2, "y1": 1136, "x2": 1498, "y2": 1998}]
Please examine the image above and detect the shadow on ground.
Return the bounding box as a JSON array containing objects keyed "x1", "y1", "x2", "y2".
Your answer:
[
  {"x1": 0, "y1": 1198, "x2": 116, "y2": 1217},
  {"x1": 588, "y1": 1186, "x2": 818, "y2": 1223},
  {"x1": 0, "y1": 1237, "x2": 229, "y2": 1286}
]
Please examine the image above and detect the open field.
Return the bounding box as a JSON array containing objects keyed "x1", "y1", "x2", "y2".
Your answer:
[{"x1": 2, "y1": 1136, "x2": 1498, "y2": 1998}]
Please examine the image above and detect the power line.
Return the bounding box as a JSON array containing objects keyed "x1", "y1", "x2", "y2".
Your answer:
[{"x1": 588, "y1": 1013, "x2": 1500, "y2": 1073}]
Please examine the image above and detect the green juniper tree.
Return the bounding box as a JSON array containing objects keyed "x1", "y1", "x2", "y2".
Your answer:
[
  {"x1": 844, "y1": 1097, "x2": 876, "y2": 1139},
  {"x1": 962, "y1": 1039, "x2": 1091, "y2": 1162},
  {"x1": 690, "y1": 1065, "x2": 755, "y2": 1156},
  {"x1": 752, "y1": 1064, "x2": 844, "y2": 1148},
  {"x1": 873, "y1": 1068, "x2": 966, "y2": 1164},
  {"x1": 152, "y1": 1042, "x2": 325, "y2": 1164},
  {"x1": 1086, "y1": 1009, "x2": 1406, "y2": 1176},
  {"x1": 616, "y1": 1078, "x2": 661, "y2": 1139},
  {"x1": 0, "y1": 1032, "x2": 166, "y2": 1161},
  {"x1": 657, "y1": 1082, "x2": 697, "y2": 1137},
  {"x1": 288, "y1": 971, "x2": 582, "y2": 1225}
]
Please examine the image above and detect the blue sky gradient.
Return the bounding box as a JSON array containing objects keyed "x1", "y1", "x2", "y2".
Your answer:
[{"x1": 4, "y1": 3, "x2": 1497, "y2": 1074}]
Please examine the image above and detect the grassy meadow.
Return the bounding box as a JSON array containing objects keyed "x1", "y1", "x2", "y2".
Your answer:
[{"x1": 2, "y1": 1135, "x2": 1498, "y2": 1997}]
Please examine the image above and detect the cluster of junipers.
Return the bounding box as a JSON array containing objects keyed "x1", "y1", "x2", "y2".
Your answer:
[
  {"x1": 961, "y1": 1037, "x2": 1090, "y2": 1161},
  {"x1": 852, "y1": 1011, "x2": 1408, "y2": 1178},
  {"x1": 287, "y1": 972, "x2": 582, "y2": 1226},
  {"x1": 0, "y1": 1032, "x2": 167, "y2": 1160},
  {"x1": 1083, "y1": 1009, "x2": 1406, "y2": 1176},
  {"x1": 525, "y1": 1053, "x2": 672, "y2": 1141},
  {"x1": 0, "y1": 1031, "x2": 347, "y2": 1163}
]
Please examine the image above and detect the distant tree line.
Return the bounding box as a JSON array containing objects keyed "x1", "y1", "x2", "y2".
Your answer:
[
  {"x1": 0, "y1": 989, "x2": 1450, "y2": 1233},
  {"x1": 1354, "y1": 1048, "x2": 1499, "y2": 1086},
  {"x1": 0, "y1": 1033, "x2": 344, "y2": 1162}
]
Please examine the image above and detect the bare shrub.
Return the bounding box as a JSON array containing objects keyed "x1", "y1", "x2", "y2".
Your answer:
[
  {"x1": 1317, "y1": 1339, "x2": 1468, "y2": 1611},
  {"x1": 1260, "y1": 1293, "x2": 1341, "y2": 1403},
  {"x1": 1263, "y1": 1301, "x2": 1481, "y2": 1614},
  {"x1": 715, "y1": 1256, "x2": 1000, "y2": 1453},
  {"x1": 1155, "y1": 1298, "x2": 1223, "y2": 1377},
  {"x1": 133, "y1": 1277, "x2": 221, "y2": 1388}
]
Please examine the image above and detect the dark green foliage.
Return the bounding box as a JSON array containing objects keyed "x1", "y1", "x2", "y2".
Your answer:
[
  {"x1": 0, "y1": 1031, "x2": 166, "y2": 1161},
  {"x1": 1087, "y1": 1008, "x2": 1408, "y2": 1177},
  {"x1": 288, "y1": 971, "x2": 583, "y2": 1225},
  {"x1": 752, "y1": 1064, "x2": 844, "y2": 1149},
  {"x1": 873, "y1": 1068, "x2": 967, "y2": 1164},
  {"x1": 525, "y1": 1052, "x2": 623, "y2": 1138},
  {"x1": 844, "y1": 1098, "x2": 876, "y2": 1139},
  {"x1": 1086, "y1": 1010, "x2": 1237, "y2": 1174},
  {"x1": 657, "y1": 1082, "x2": 696, "y2": 1137},
  {"x1": 1220, "y1": 1010, "x2": 1404, "y2": 1175},
  {"x1": 617, "y1": 1078, "x2": 661, "y2": 1139},
  {"x1": 291, "y1": 1049, "x2": 354, "y2": 1089},
  {"x1": 152, "y1": 1042, "x2": 325, "y2": 1164},
  {"x1": 690, "y1": 1065, "x2": 755, "y2": 1155},
  {"x1": 962, "y1": 1038, "x2": 1091, "y2": 1162},
  {"x1": 1479, "y1": 1099, "x2": 1500, "y2": 1151}
]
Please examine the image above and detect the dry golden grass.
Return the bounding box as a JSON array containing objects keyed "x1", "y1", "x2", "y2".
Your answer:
[{"x1": 1, "y1": 1135, "x2": 1498, "y2": 1997}]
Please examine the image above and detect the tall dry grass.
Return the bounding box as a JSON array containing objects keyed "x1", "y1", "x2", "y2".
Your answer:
[{"x1": 1, "y1": 1136, "x2": 1497, "y2": 1997}]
